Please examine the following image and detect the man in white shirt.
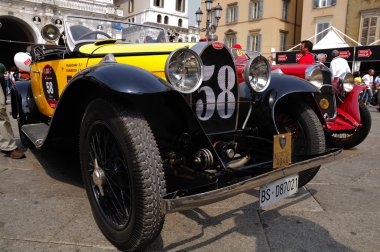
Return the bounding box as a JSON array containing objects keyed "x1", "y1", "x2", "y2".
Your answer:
[
  {"x1": 362, "y1": 69, "x2": 374, "y2": 105},
  {"x1": 329, "y1": 50, "x2": 351, "y2": 78}
]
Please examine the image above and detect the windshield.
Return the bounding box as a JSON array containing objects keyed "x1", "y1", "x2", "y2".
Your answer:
[{"x1": 64, "y1": 16, "x2": 167, "y2": 51}]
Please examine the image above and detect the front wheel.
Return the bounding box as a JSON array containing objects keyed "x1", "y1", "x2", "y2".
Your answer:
[
  {"x1": 327, "y1": 102, "x2": 371, "y2": 149},
  {"x1": 80, "y1": 99, "x2": 166, "y2": 251},
  {"x1": 275, "y1": 103, "x2": 326, "y2": 187}
]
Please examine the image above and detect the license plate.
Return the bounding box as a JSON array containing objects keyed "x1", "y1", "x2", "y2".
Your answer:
[
  {"x1": 273, "y1": 133, "x2": 292, "y2": 169},
  {"x1": 259, "y1": 174, "x2": 299, "y2": 208}
]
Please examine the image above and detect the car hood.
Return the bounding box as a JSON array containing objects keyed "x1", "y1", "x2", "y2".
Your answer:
[{"x1": 79, "y1": 42, "x2": 197, "y2": 79}]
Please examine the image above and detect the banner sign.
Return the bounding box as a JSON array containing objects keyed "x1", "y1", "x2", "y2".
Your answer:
[
  {"x1": 276, "y1": 45, "x2": 380, "y2": 64},
  {"x1": 355, "y1": 46, "x2": 380, "y2": 61}
]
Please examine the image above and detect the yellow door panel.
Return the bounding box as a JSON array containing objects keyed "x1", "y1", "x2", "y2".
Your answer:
[{"x1": 31, "y1": 58, "x2": 87, "y2": 117}]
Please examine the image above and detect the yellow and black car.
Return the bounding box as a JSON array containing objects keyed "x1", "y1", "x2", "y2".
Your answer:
[{"x1": 11, "y1": 15, "x2": 340, "y2": 251}]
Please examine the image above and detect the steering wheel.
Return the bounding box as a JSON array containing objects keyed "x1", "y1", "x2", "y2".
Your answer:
[{"x1": 77, "y1": 31, "x2": 111, "y2": 40}]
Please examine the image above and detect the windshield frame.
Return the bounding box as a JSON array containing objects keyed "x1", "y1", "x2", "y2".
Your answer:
[{"x1": 63, "y1": 15, "x2": 168, "y2": 51}]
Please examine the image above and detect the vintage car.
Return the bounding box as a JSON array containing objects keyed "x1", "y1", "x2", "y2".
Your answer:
[
  {"x1": 11, "y1": 16, "x2": 340, "y2": 251},
  {"x1": 231, "y1": 48, "x2": 371, "y2": 149},
  {"x1": 271, "y1": 63, "x2": 372, "y2": 149}
]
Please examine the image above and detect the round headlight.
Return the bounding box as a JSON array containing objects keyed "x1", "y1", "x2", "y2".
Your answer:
[
  {"x1": 306, "y1": 67, "x2": 323, "y2": 90},
  {"x1": 165, "y1": 48, "x2": 203, "y2": 94},
  {"x1": 340, "y1": 72, "x2": 354, "y2": 92},
  {"x1": 243, "y1": 56, "x2": 271, "y2": 92}
]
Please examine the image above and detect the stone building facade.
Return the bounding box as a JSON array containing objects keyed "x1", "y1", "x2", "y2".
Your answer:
[
  {"x1": 199, "y1": 0, "x2": 303, "y2": 57},
  {"x1": 0, "y1": 0, "x2": 123, "y2": 68},
  {"x1": 346, "y1": 0, "x2": 380, "y2": 46},
  {"x1": 115, "y1": 0, "x2": 197, "y2": 42}
]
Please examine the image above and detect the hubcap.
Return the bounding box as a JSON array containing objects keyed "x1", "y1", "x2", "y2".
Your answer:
[{"x1": 92, "y1": 158, "x2": 105, "y2": 196}]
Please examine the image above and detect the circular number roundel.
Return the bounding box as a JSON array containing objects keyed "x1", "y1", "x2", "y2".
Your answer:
[{"x1": 42, "y1": 65, "x2": 59, "y2": 108}]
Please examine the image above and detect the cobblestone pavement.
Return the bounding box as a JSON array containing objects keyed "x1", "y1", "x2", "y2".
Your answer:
[{"x1": 1, "y1": 100, "x2": 379, "y2": 251}]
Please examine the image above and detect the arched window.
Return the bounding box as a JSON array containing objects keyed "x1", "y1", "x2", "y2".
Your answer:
[
  {"x1": 178, "y1": 19, "x2": 182, "y2": 27},
  {"x1": 157, "y1": 14, "x2": 162, "y2": 23},
  {"x1": 164, "y1": 16, "x2": 169, "y2": 24}
]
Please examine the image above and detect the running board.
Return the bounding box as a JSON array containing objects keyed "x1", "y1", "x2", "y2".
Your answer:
[{"x1": 21, "y1": 123, "x2": 49, "y2": 148}]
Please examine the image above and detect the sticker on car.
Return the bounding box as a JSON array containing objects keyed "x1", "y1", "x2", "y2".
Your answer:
[{"x1": 42, "y1": 65, "x2": 59, "y2": 108}]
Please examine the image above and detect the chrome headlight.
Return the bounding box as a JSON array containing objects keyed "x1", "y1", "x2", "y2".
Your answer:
[
  {"x1": 165, "y1": 48, "x2": 203, "y2": 94},
  {"x1": 305, "y1": 66, "x2": 323, "y2": 90},
  {"x1": 340, "y1": 72, "x2": 354, "y2": 92},
  {"x1": 243, "y1": 56, "x2": 271, "y2": 92}
]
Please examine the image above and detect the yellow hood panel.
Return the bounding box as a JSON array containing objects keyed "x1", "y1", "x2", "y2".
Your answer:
[{"x1": 79, "y1": 42, "x2": 196, "y2": 55}]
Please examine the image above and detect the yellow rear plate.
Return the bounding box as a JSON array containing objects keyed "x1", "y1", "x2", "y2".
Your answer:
[{"x1": 273, "y1": 133, "x2": 292, "y2": 169}]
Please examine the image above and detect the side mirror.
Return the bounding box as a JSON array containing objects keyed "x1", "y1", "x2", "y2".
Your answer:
[{"x1": 41, "y1": 24, "x2": 61, "y2": 42}]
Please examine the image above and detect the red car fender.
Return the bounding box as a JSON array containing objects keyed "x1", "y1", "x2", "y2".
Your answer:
[
  {"x1": 327, "y1": 83, "x2": 367, "y2": 131},
  {"x1": 337, "y1": 83, "x2": 367, "y2": 122},
  {"x1": 327, "y1": 108, "x2": 359, "y2": 131}
]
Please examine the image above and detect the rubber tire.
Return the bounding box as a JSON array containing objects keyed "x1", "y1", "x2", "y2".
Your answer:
[
  {"x1": 80, "y1": 99, "x2": 166, "y2": 251},
  {"x1": 276, "y1": 103, "x2": 325, "y2": 188},
  {"x1": 328, "y1": 102, "x2": 372, "y2": 149}
]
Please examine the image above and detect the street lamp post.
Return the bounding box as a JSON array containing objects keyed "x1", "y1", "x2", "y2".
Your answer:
[{"x1": 195, "y1": 1, "x2": 222, "y2": 41}]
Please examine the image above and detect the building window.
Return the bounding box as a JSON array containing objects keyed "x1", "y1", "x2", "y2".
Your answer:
[
  {"x1": 157, "y1": 14, "x2": 162, "y2": 23},
  {"x1": 224, "y1": 34, "x2": 237, "y2": 47},
  {"x1": 226, "y1": 4, "x2": 238, "y2": 24},
  {"x1": 282, "y1": 0, "x2": 289, "y2": 20},
  {"x1": 164, "y1": 16, "x2": 169, "y2": 24},
  {"x1": 178, "y1": 19, "x2": 183, "y2": 27},
  {"x1": 316, "y1": 21, "x2": 329, "y2": 43},
  {"x1": 313, "y1": 0, "x2": 336, "y2": 8},
  {"x1": 249, "y1": 0, "x2": 263, "y2": 20},
  {"x1": 247, "y1": 32, "x2": 261, "y2": 52},
  {"x1": 176, "y1": 0, "x2": 185, "y2": 12},
  {"x1": 360, "y1": 15, "x2": 379, "y2": 45},
  {"x1": 191, "y1": 37, "x2": 196, "y2": 42},
  {"x1": 154, "y1": 0, "x2": 164, "y2": 8},
  {"x1": 280, "y1": 31, "x2": 288, "y2": 51},
  {"x1": 128, "y1": 0, "x2": 134, "y2": 13}
]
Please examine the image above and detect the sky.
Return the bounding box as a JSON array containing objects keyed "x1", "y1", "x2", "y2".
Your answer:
[{"x1": 188, "y1": 0, "x2": 201, "y2": 26}]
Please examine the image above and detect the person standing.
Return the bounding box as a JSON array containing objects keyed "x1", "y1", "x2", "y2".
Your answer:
[
  {"x1": 267, "y1": 56, "x2": 276, "y2": 65},
  {"x1": 0, "y1": 62, "x2": 6, "y2": 103},
  {"x1": 0, "y1": 62, "x2": 25, "y2": 159},
  {"x1": 362, "y1": 69, "x2": 374, "y2": 105},
  {"x1": 298, "y1": 40, "x2": 315, "y2": 64},
  {"x1": 317, "y1": 53, "x2": 327, "y2": 64},
  {"x1": 329, "y1": 50, "x2": 351, "y2": 78}
]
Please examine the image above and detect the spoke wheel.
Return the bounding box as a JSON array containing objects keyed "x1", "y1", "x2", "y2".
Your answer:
[
  {"x1": 87, "y1": 122, "x2": 133, "y2": 230},
  {"x1": 328, "y1": 103, "x2": 371, "y2": 149},
  {"x1": 80, "y1": 99, "x2": 166, "y2": 251},
  {"x1": 276, "y1": 103, "x2": 325, "y2": 187}
]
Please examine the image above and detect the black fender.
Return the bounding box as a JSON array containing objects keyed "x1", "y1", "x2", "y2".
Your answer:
[
  {"x1": 46, "y1": 63, "x2": 224, "y2": 167},
  {"x1": 10, "y1": 80, "x2": 37, "y2": 123},
  {"x1": 49, "y1": 62, "x2": 175, "y2": 141},
  {"x1": 72, "y1": 62, "x2": 172, "y2": 94},
  {"x1": 240, "y1": 73, "x2": 323, "y2": 135}
]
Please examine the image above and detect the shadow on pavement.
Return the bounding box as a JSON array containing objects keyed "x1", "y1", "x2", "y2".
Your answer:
[
  {"x1": 148, "y1": 188, "x2": 354, "y2": 252},
  {"x1": 28, "y1": 144, "x2": 84, "y2": 189}
]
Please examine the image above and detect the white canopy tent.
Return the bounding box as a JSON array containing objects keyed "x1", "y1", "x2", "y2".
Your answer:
[
  {"x1": 287, "y1": 26, "x2": 361, "y2": 51},
  {"x1": 313, "y1": 28, "x2": 349, "y2": 49}
]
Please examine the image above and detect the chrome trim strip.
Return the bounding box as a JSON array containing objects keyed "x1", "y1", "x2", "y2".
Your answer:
[{"x1": 161, "y1": 149, "x2": 341, "y2": 214}]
